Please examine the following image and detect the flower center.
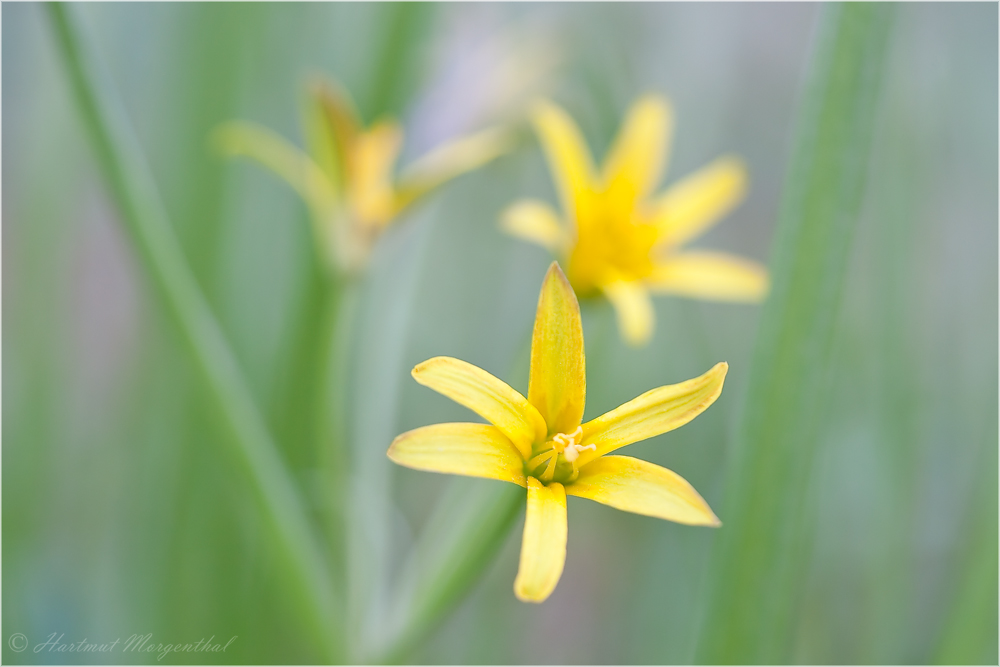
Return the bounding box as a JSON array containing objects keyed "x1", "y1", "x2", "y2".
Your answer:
[{"x1": 526, "y1": 426, "x2": 595, "y2": 484}]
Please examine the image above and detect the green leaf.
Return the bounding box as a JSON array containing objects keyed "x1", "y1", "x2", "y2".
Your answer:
[{"x1": 696, "y1": 4, "x2": 895, "y2": 662}]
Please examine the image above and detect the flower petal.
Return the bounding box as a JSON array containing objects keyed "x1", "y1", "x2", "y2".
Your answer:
[
  {"x1": 213, "y1": 121, "x2": 336, "y2": 217},
  {"x1": 528, "y1": 263, "x2": 586, "y2": 436},
  {"x1": 514, "y1": 478, "x2": 567, "y2": 602},
  {"x1": 308, "y1": 77, "x2": 361, "y2": 173},
  {"x1": 649, "y1": 251, "x2": 769, "y2": 303},
  {"x1": 602, "y1": 280, "x2": 655, "y2": 347},
  {"x1": 396, "y1": 126, "x2": 513, "y2": 211},
  {"x1": 577, "y1": 362, "x2": 728, "y2": 466},
  {"x1": 567, "y1": 455, "x2": 720, "y2": 526},
  {"x1": 412, "y1": 356, "x2": 546, "y2": 460},
  {"x1": 304, "y1": 78, "x2": 362, "y2": 190},
  {"x1": 500, "y1": 200, "x2": 569, "y2": 254},
  {"x1": 652, "y1": 156, "x2": 748, "y2": 248},
  {"x1": 531, "y1": 100, "x2": 596, "y2": 218},
  {"x1": 349, "y1": 120, "x2": 404, "y2": 228},
  {"x1": 387, "y1": 423, "x2": 526, "y2": 487},
  {"x1": 602, "y1": 94, "x2": 673, "y2": 200}
]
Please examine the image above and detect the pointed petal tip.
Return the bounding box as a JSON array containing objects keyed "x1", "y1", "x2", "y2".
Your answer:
[
  {"x1": 386, "y1": 436, "x2": 402, "y2": 460},
  {"x1": 543, "y1": 260, "x2": 574, "y2": 292}
]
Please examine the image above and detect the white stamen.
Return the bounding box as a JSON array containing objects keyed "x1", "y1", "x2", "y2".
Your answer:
[
  {"x1": 562, "y1": 442, "x2": 596, "y2": 463},
  {"x1": 549, "y1": 427, "x2": 590, "y2": 463}
]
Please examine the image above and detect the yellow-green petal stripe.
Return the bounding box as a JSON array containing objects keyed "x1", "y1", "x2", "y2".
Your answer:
[
  {"x1": 577, "y1": 362, "x2": 727, "y2": 466},
  {"x1": 411, "y1": 356, "x2": 545, "y2": 459},
  {"x1": 527, "y1": 262, "x2": 587, "y2": 436},
  {"x1": 568, "y1": 455, "x2": 720, "y2": 526},
  {"x1": 387, "y1": 423, "x2": 527, "y2": 487},
  {"x1": 514, "y1": 478, "x2": 567, "y2": 602}
]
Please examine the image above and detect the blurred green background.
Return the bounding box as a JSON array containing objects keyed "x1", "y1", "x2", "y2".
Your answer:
[{"x1": 3, "y1": 2, "x2": 996, "y2": 664}]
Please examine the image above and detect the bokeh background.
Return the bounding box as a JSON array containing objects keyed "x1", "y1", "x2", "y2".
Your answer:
[{"x1": 3, "y1": 2, "x2": 997, "y2": 664}]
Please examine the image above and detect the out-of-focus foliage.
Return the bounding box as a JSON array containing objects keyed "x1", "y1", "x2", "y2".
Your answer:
[{"x1": 3, "y1": 3, "x2": 996, "y2": 665}]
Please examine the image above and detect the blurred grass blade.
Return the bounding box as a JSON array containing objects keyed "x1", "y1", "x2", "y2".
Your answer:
[
  {"x1": 381, "y1": 480, "x2": 524, "y2": 663},
  {"x1": 364, "y1": 2, "x2": 435, "y2": 118},
  {"x1": 696, "y1": 4, "x2": 894, "y2": 663},
  {"x1": 933, "y1": 411, "x2": 999, "y2": 665},
  {"x1": 46, "y1": 4, "x2": 342, "y2": 659}
]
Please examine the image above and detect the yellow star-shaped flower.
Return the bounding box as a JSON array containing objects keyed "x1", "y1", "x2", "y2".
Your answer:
[
  {"x1": 502, "y1": 95, "x2": 769, "y2": 346},
  {"x1": 388, "y1": 262, "x2": 726, "y2": 603},
  {"x1": 216, "y1": 77, "x2": 510, "y2": 274}
]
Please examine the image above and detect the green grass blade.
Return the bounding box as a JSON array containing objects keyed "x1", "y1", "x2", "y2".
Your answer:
[
  {"x1": 696, "y1": 4, "x2": 894, "y2": 662},
  {"x1": 363, "y1": 2, "x2": 436, "y2": 118},
  {"x1": 933, "y1": 408, "x2": 999, "y2": 665},
  {"x1": 46, "y1": 4, "x2": 342, "y2": 659},
  {"x1": 381, "y1": 480, "x2": 524, "y2": 664}
]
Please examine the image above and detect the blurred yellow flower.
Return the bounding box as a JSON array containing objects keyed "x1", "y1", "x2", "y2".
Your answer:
[
  {"x1": 388, "y1": 262, "x2": 725, "y2": 603},
  {"x1": 502, "y1": 95, "x2": 769, "y2": 346},
  {"x1": 215, "y1": 78, "x2": 511, "y2": 274}
]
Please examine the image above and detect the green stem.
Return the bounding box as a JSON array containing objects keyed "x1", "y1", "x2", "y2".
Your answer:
[
  {"x1": 47, "y1": 4, "x2": 341, "y2": 660},
  {"x1": 696, "y1": 4, "x2": 894, "y2": 663},
  {"x1": 315, "y1": 273, "x2": 361, "y2": 607}
]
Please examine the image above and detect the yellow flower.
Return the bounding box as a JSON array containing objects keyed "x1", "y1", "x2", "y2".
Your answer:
[
  {"x1": 215, "y1": 77, "x2": 511, "y2": 274},
  {"x1": 501, "y1": 95, "x2": 769, "y2": 346},
  {"x1": 388, "y1": 262, "x2": 725, "y2": 603}
]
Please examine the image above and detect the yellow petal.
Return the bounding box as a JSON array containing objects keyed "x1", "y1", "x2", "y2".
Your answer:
[
  {"x1": 213, "y1": 121, "x2": 336, "y2": 217},
  {"x1": 601, "y1": 280, "x2": 655, "y2": 347},
  {"x1": 349, "y1": 120, "x2": 404, "y2": 228},
  {"x1": 576, "y1": 362, "x2": 728, "y2": 466},
  {"x1": 514, "y1": 478, "x2": 567, "y2": 602},
  {"x1": 653, "y1": 156, "x2": 748, "y2": 248},
  {"x1": 648, "y1": 251, "x2": 769, "y2": 303},
  {"x1": 396, "y1": 127, "x2": 513, "y2": 211},
  {"x1": 303, "y1": 81, "x2": 348, "y2": 191},
  {"x1": 387, "y1": 423, "x2": 526, "y2": 487},
  {"x1": 531, "y1": 100, "x2": 596, "y2": 218},
  {"x1": 500, "y1": 200, "x2": 569, "y2": 254},
  {"x1": 567, "y1": 455, "x2": 720, "y2": 526},
  {"x1": 308, "y1": 77, "x2": 361, "y2": 167},
  {"x1": 411, "y1": 356, "x2": 546, "y2": 460},
  {"x1": 527, "y1": 263, "x2": 586, "y2": 436},
  {"x1": 602, "y1": 94, "x2": 673, "y2": 200}
]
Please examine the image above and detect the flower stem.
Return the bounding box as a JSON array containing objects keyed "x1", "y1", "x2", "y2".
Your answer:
[
  {"x1": 315, "y1": 272, "x2": 361, "y2": 603},
  {"x1": 47, "y1": 4, "x2": 342, "y2": 660}
]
